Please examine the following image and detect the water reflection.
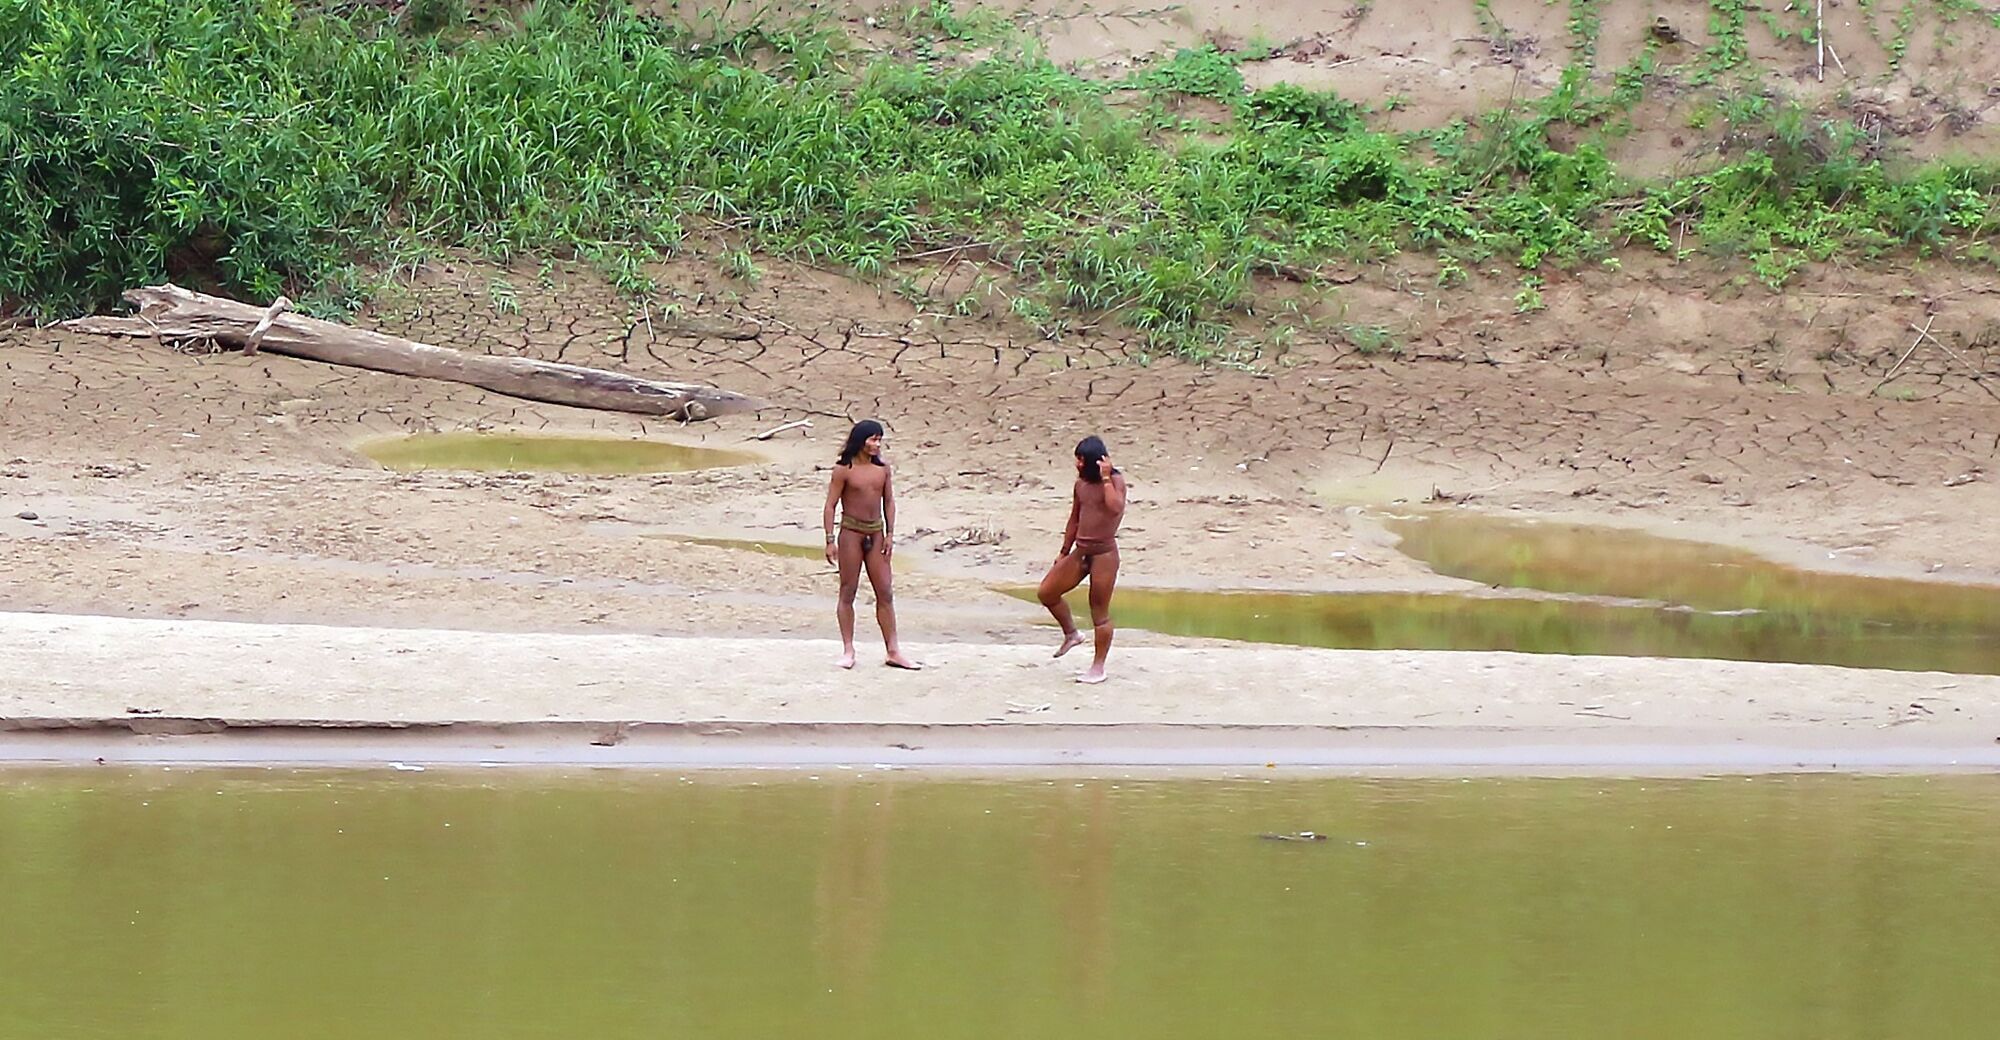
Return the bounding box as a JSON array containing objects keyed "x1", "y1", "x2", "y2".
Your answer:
[{"x1": 2, "y1": 771, "x2": 1996, "y2": 1039}]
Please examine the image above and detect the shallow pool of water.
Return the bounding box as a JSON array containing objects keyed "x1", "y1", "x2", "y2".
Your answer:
[
  {"x1": 3, "y1": 770, "x2": 1996, "y2": 1039},
  {"x1": 655, "y1": 534, "x2": 827, "y2": 560},
  {"x1": 1386, "y1": 511, "x2": 2000, "y2": 625},
  {"x1": 1000, "y1": 510, "x2": 2000, "y2": 673},
  {"x1": 1013, "y1": 584, "x2": 2000, "y2": 673},
  {"x1": 359, "y1": 432, "x2": 758, "y2": 475}
]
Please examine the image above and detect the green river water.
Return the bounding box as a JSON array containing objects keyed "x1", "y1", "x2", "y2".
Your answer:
[{"x1": 3, "y1": 769, "x2": 1997, "y2": 1039}]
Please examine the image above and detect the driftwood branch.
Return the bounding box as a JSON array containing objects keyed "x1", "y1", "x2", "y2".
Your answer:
[
  {"x1": 243, "y1": 295, "x2": 292, "y2": 357},
  {"x1": 61, "y1": 284, "x2": 763, "y2": 421},
  {"x1": 751, "y1": 418, "x2": 813, "y2": 440}
]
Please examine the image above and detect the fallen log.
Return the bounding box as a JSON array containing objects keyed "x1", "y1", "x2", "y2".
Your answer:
[{"x1": 61, "y1": 284, "x2": 763, "y2": 421}]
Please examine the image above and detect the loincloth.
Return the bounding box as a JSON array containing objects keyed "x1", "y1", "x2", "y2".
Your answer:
[
  {"x1": 840, "y1": 514, "x2": 885, "y2": 553},
  {"x1": 1074, "y1": 538, "x2": 1117, "y2": 571}
]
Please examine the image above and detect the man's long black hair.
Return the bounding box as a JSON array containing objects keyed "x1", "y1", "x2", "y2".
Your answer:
[
  {"x1": 1075, "y1": 435, "x2": 1109, "y2": 483},
  {"x1": 838, "y1": 419, "x2": 886, "y2": 466}
]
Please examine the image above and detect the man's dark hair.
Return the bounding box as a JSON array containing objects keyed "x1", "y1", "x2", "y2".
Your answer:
[
  {"x1": 839, "y1": 419, "x2": 886, "y2": 466},
  {"x1": 1075, "y1": 435, "x2": 1109, "y2": 483}
]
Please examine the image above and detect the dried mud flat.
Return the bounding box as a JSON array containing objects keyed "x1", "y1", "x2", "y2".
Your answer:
[
  {"x1": 5, "y1": 250, "x2": 1998, "y2": 628},
  {"x1": 5, "y1": 0, "x2": 2000, "y2": 761},
  {"x1": 6, "y1": 245, "x2": 2000, "y2": 762}
]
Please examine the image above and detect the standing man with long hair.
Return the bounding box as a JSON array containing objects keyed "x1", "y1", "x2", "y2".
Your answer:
[
  {"x1": 1036, "y1": 436, "x2": 1126, "y2": 684},
  {"x1": 823, "y1": 420, "x2": 920, "y2": 670}
]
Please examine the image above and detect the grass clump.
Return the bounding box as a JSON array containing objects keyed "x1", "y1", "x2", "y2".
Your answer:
[
  {"x1": 2, "y1": 0, "x2": 1997, "y2": 354},
  {"x1": 1127, "y1": 45, "x2": 1245, "y2": 100},
  {"x1": 402, "y1": 0, "x2": 467, "y2": 33}
]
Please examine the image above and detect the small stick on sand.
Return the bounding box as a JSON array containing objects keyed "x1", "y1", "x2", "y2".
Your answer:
[
  {"x1": 1816, "y1": 0, "x2": 1824, "y2": 82},
  {"x1": 1909, "y1": 321, "x2": 2000, "y2": 403},
  {"x1": 752, "y1": 418, "x2": 814, "y2": 440},
  {"x1": 1871, "y1": 315, "x2": 1934, "y2": 396}
]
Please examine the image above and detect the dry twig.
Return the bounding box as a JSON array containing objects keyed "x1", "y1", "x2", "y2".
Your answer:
[
  {"x1": 1870, "y1": 315, "x2": 1934, "y2": 396},
  {"x1": 752, "y1": 418, "x2": 814, "y2": 440},
  {"x1": 1908, "y1": 321, "x2": 2000, "y2": 403}
]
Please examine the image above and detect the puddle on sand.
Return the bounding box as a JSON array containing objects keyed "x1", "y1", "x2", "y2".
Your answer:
[
  {"x1": 358, "y1": 432, "x2": 758, "y2": 475},
  {"x1": 1010, "y1": 584, "x2": 2000, "y2": 673},
  {"x1": 651, "y1": 534, "x2": 827, "y2": 561},
  {"x1": 1386, "y1": 511, "x2": 2000, "y2": 627},
  {"x1": 1011, "y1": 508, "x2": 2000, "y2": 673}
]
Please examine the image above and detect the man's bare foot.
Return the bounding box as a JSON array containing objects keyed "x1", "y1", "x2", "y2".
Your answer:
[
  {"x1": 1054, "y1": 632, "x2": 1086, "y2": 658},
  {"x1": 837, "y1": 648, "x2": 856, "y2": 670},
  {"x1": 885, "y1": 653, "x2": 923, "y2": 670},
  {"x1": 1076, "y1": 667, "x2": 1107, "y2": 685}
]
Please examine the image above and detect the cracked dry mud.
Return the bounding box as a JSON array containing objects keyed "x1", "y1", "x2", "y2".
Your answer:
[
  {"x1": 7, "y1": 0, "x2": 2000, "y2": 742},
  {"x1": 4, "y1": 250, "x2": 1999, "y2": 655}
]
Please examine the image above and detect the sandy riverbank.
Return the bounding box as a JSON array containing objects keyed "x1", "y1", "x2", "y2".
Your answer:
[
  {"x1": 7, "y1": 122, "x2": 2000, "y2": 775},
  {"x1": 4, "y1": 612, "x2": 1996, "y2": 768}
]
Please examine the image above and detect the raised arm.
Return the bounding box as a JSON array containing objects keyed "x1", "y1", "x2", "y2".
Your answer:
[{"x1": 1103, "y1": 471, "x2": 1127, "y2": 516}]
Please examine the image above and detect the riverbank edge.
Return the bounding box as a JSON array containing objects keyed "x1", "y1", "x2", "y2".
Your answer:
[{"x1": 3, "y1": 718, "x2": 1998, "y2": 772}]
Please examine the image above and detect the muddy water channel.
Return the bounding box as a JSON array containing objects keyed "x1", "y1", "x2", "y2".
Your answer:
[
  {"x1": 654, "y1": 534, "x2": 827, "y2": 559},
  {"x1": 1029, "y1": 512, "x2": 2000, "y2": 674},
  {"x1": 4, "y1": 770, "x2": 1998, "y2": 1038},
  {"x1": 1388, "y1": 511, "x2": 2000, "y2": 618},
  {"x1": 1389, "y1": 512, "x2": 2000, "y2": 673},
  {"x1": 359, "y1": 432, "x2": 757, "y2": 474}
]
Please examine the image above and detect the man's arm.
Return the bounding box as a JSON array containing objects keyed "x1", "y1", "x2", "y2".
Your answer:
[
  {"x1": 1103, "y1": 471, "x2": 1127, "y2": 516},
  {"x1": 1060, "y1": 485, "x2": 1080, "y2": 556},
  {"x1": 881, "y1": 468, "x2": 896, "y2": 557},
  {"x1": 822, "y1": 466, "x2": 847, "y2": 562}
]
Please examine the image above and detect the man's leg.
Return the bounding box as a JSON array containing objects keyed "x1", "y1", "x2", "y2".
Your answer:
[
  {"x1": 1077, "y1": 550, "x2": 1119, "y2": 684},
  {"x1": 835, "y1": 531, "x2": 863, "y2": 668},
  {"x1": 1038, "y1": 552, "x2": 1088, "y2": 657},
  {"x1": 863, "y1": 540, "x2": 920, "y2": 669}
]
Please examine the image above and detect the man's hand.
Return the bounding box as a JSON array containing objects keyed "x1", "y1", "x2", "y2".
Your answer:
[
  {"x1": 1098, "y1": 455, "x2": 1113, "y2": 477},
  {"x1": 881, "y1": 533, "x2": 894, "y2": 558},
  {"x1": 824, "y1": 536, "x2": 837, "y2": 565}
]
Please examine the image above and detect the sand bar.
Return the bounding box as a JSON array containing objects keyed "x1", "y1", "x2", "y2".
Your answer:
[{"x1": 4, "y1": 612, "x2": 1997, "y2": 770}]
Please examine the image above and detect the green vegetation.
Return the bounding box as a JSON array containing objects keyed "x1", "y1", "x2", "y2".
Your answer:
[
  {"x1": 1890, "y1": 0, "x2": 1920, "y2": 64},
  {"x1": 1340, "y1": 322, "x2": 1398, "y2": 355},
  {"x1": 1514, "y1": 274, "x2": 1546, "y2": 313},
  {"x1": 1565, "y1": 0, "x2": 1605, "y2": 63},
  {"x1": 403, "y1": 0, "x2": 468, "y2": 33},
  {"x1": 1694, "y1": 0, "x2": 1751, "y2": 85},
  {"x1": 2, "y1": 0, "x2": 1997, "y2": 356},
  {"x1": 1126, "y1": 45, "x2": 1244, "y2": 99}
]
